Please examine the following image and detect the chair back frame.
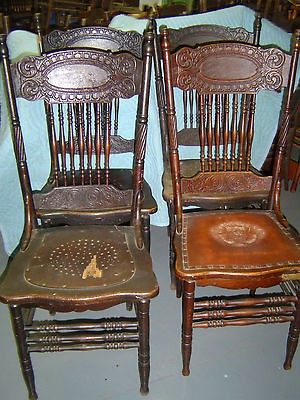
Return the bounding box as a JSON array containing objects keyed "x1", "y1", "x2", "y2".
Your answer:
[{"x1": 161, "y1": 28, "x2": 300, "y2": 234}]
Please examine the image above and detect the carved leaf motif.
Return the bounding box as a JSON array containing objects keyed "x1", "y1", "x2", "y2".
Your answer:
[
  {"x1": 13, "y1": 50, "x2": 140, "y2": 103},
  {"x1": 173, "y1": 43, "x2": 289, "y2": 93},
  {"x1": 34, "y1": 185, "x2": 133, "y2": 210},
  {"x1": 181, "y1": 172, "x2": 272, "y2": 193}
]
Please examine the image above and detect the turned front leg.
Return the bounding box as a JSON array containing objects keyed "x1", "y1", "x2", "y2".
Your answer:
[{"x1": 181, "y1": 281, "x2": 195, "y2": 376}]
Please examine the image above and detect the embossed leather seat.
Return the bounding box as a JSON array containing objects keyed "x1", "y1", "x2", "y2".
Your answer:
[
  {"x1": 0, "y1": 31, "x2": 158, "y2": 399},
  {"x1": 161, "y1": 26, "x2": 300, "y2": 375}
]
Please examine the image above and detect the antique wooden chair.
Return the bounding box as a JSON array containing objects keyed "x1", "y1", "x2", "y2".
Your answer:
[
  {"x1": 32, "y1": 23, "x2": 157, "y2": 251},
  {"x1": 0, "y1": 0, "x2": 39, "y2": 31},
  {"x1": 284, "y1": 86, "x2": 300, "y2": 191},
  {"x1": 0, "y1": 31, "x2": 158, "y2": 399},
  {"x1": 161, "y1": 26, "x2": 300, "y2": 376},
  {"x1": 37, "y1": 0, "x2": 100, "y2": 31},
  {"x1": 150, "y1": 13, "x2": 264, "y2": 288}
]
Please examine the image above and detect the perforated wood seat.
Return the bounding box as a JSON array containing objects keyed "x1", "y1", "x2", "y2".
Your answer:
[
  {"x1": 0, "y1": 30, "x2": 158, "y2": 399},
  {"x1": 0, "y1": 225, "x2": 158, "y2": 311}
]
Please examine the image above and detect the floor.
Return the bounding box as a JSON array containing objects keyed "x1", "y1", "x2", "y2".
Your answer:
[{"x1": 0, "y1": 186, "x2": 299, "y2": 400}]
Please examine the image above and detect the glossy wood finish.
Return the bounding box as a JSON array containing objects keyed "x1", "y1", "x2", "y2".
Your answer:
[
  {"x1": 34, "y1": 24, "x2": 157, "y2": 252},
  {"x1": 285, "y1": 86, "x2": 300, "y2": 191},
  {"x1": 161, "y1": 26, "x2": 300, "y2": 375},
  {"x1": 0, "y1": 31, "x2": 158, "y2": 399}
]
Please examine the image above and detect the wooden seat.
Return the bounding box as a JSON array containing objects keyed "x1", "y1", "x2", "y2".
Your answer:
[
  {"x1": 0, "y1": 30, "x2": 158, "y2": 399},
  {"x1": 161, "y1": 26, "x2": 300, "y2": 375},
  {"x1": 150, "y1": 13, "x2": 264, "y2": 289},
  {"x1": 33, "y1": 24, "x2": 157, "y2": 251}
]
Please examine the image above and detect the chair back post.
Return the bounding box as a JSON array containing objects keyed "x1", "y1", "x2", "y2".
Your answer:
[
  {"x1": 269, "y1": 29, "x2": 300, "y2": 215},
  {"x1": 0, "y1": 34, "x2": 37, "y2": 249},
  {"x1": 148, "y1": 15, "x2": 169, "y2": 165},
  {"x1": 253, "y1": 10, "x2": 262, "y2": 46},
  {"x1": 161, "y1": 27, "x2": 183, "y2": 234},
  {"x1": 33, "y1": 12, "x2": 43, "y2": 53},
  {"x1": 132, "y1": 30, "x2": 154, "y2": 248}
]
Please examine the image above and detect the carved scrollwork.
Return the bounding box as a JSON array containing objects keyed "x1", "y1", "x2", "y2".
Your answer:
[
  {"x1": 44, "y1": 27, "x2": 143, "y2": 58},
  {"x1": 181, "y1": 171, "x2": 272, "y2": 194},
  {"x1": 13, "y1": 49, "x2": 140, "y2": 103},
  {"x1": 34, "y1": 185, "x2": 133, "y2": 210},
  {"x1": 173, "y1": 43, "x2": 289, "y2": 93}
]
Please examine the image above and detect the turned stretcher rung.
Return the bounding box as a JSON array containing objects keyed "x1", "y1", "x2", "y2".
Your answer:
[
  {"x1": 194, "y1": 295, "x2": 297, "y2": 309},
  {"x1": 28, "y1": 341, "x2": 139, "y2": 352},
  {"x1": 27, "y1": 331, "x2": 139, "y2": 344},
  {"x1": 25, "y1": 318, "x2": 138, "y2": 332},
  {"x1": 194, "y1": 305, "x2": 295, "y2": 320},
  {"x1": 193, "y1": 315, "x2": 295, "y2": 328}
]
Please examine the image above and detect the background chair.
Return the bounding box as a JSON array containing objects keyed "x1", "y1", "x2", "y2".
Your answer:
[
  {"x1": 0, "y1": 0, "x2": 39, "y2": 31},
  {"x1": 285, "y1": 85, "x2": 300, "y2": 191},
  {"x1": 0, "y1": 30, "x2": 158, "y2": 399},
  {"x1": 151, "y1": 13, "x2": 264, "y2": 289},
  {"x1": 161, "y1": 26, "x2": 300, "y2": 376},
  {"x1": 33, "y1": 23, "x2": 157, "y2": 252}
]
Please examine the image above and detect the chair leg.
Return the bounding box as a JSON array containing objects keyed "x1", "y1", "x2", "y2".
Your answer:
[
  {"x1": 137, "y1": 299, "x2": 150, "y2": 394},
  {"x1": 284, "y1": 293, "x2": 300, "y2": 370},
  {"x1": 168, "y1": 201, "x2": 177, "y2": 290},
  {"x1": 181, "y1": 281, "x2": 195, "y2": 376},
  {"x1": 142, "y1": 213, "x2": 150, "y2": 252},
  {"x1": 9, "y1": 305, "x2": 38, "y2": 400}
]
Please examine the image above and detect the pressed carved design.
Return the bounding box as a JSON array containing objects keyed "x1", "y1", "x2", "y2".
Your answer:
[
  {"x1": 34, "y1": 186, "x2": 133, "y2": 210},
  {"x1": 172, "y1": 43, "x2": 289, "y2": 93},
  {"x1": 168, "y1": 25, "x2": 255, "y2": 49},
  {"x1": 212, "y1": 221, "x2": 266, "y2": 246},
  {"x1": 43, "y1": 27, "x2": 143, "y2": 57},
  {"x1": 13, "y1": 49, "x2": 141, "y2": 103},
  {"x1": 181, "y1": 172, "x2": 272, "y2": 193},
  {"x1": 25, "y1": 230, "x2": 136, "y2": 288}
]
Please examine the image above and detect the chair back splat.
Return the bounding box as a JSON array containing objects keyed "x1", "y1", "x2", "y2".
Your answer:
[
  {"x1": 161, "y1": 26, "x2": 300, "y2": 376},
  {"x1": 0, "y1": 30, "x2": 158, "y2": 399},
  {"x1": 32, "y1": 23, "x2": 157, "y2": 252},
  {"x1": 150, "y1": 12, "x2": 265, "y2": 289}
]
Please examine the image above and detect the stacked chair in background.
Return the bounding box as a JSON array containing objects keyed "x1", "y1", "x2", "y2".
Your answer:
[{"x1": 0, "y1": 21, "x2": 158, "y2": 400}]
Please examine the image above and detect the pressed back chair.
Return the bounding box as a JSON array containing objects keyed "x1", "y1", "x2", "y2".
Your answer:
[
  {"x1": 161, "y1": 26, "x2": 300, "y2": 376},
  {"x1": 0, "y1": 31, "x2": 158, "y2": 399},
  {"x1": 33, "y1": 23, "x2": 157, "y2": 251},
  {"x1": 285, "y1": 86, "x2": 300, "y2": 191},
  {"x1": 150, "y1": 13, "x2": 264, "y2": 289}
]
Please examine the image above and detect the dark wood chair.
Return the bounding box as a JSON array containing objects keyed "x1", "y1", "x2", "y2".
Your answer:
[
  {"x1": 38, "y1": 0, "x2": 98, "y2": 31},
  {"x1": 0, "y1": 30, "x2": 158, "y2": 399},
  {"x1": 285, "y1": 86, "x2": 300, "y2": 191},
  {"x1": 0, "y1": 0, "x2": 39, "y2": 31},
  {"x1": 154, "y1": 2, "x2": 188, "y2": 18},
  {"x1": 161, "y1": 26, "x2": 300, "y2": 376},
  {"x1": 32, "y1": 24, "x2": 157, "y2": 252},
  {"x1": 150, "y1": 13, "x2": 264, "y2": 289}
]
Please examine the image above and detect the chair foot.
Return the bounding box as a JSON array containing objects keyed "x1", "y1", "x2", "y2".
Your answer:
[
  {"x1": 137, "y1": 300, "x2": 150, "y2": 395},
  {"x1": 182, "y1": 368, "x2": 190, "y2": 376}
]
